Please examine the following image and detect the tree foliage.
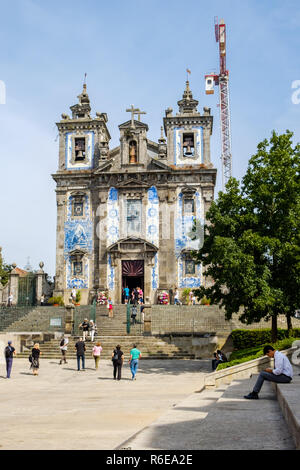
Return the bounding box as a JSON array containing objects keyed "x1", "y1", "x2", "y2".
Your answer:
[{"x1": 193, "y1": 131, "x2": 300, "y2": 341}]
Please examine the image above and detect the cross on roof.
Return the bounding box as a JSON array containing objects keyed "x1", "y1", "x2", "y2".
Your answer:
[{"x1": 126, "y1": 104, "x2": 147, "y2": 128}]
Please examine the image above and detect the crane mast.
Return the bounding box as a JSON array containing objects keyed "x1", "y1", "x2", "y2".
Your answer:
[{"x1": 205, "y1": 18, "x2": 232, "y2": 191}]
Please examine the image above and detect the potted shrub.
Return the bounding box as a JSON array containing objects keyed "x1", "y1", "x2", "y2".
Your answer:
[
  {"x1": 182, "y1": 288, "x2": 191, "y2": 305},
  {"x1": 49, "y1": 296, "x2": 64, "y2": 307},
  {"x1": 200, "y1": 295, "x2": 211, "y2": 306},
  {"x1": 75, "y1": 290, "x2": 81, "y2": 306}
]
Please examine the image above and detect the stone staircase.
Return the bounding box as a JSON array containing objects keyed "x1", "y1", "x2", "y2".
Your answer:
[
  {"x1": 0, "y1": 306, "x2": 40, "y2": 332},
  {"x1": 94, "y1": 305, "x2": 143, "y2": 336},
  {"x1": 16, "y1": 335, "x2": 195, "y2": 360},
  {"x1": 1, "y1": 304, "x2": 195, "y2": 359},
  {"x1": 0, "y1": 306, "x2": 65, "y2": 333}
]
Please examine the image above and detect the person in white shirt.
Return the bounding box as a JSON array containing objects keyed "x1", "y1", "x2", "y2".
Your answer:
[
  {"x1": 59, "y1": 335, "x2": 69, "y2": 364},
  {"x1": 244, "y1": 345, "x2": 293, "y2": 399}
]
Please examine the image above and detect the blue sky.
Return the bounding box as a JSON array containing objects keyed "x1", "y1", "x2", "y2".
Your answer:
[{"x1": 0, "y1": 0, "x2": 299, "y2": 277}]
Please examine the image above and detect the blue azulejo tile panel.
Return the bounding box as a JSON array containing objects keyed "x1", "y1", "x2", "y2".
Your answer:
[
  {"x1": 65, "y1": 256, "x2": 89, "y2": 289},
  {"x1": 146, "y1": 186, "x2": 159, "y2": 247},
  {"x1": 107, "y1": 254, "x2": 115, "y2": 291},
  {"x1": 107, "y1": 187, "x2": 119, "y2": 246}
]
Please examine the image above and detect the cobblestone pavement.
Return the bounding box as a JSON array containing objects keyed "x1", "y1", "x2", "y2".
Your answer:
[{"x1": 0, "y1": 358, "x2": 210, "y2": 450}]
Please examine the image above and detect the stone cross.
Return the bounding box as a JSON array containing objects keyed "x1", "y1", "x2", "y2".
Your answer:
[{"x1": 126, "y1": 105, "x2": 146, "y2": 128}]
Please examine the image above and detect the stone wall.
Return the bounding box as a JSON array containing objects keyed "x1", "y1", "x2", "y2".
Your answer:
[{"x1": 151, "y1": 305, "x2": 300, "y2": 350}]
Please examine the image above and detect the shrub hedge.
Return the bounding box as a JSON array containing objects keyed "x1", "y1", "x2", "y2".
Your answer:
[{"x1": 231, "y1": 328, "x2": 300, "y2": 350}]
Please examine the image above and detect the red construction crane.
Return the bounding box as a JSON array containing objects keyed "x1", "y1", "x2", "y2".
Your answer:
[{"x1": 205, "y1": 17, "x2": 232, "y2": 191}]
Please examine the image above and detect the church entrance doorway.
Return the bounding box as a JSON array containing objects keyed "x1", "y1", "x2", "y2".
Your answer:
[{"x1": 122, "y1": 260, "x2": 144, "y2": 304}]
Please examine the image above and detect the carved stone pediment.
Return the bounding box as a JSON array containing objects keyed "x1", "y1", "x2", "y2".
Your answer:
[
  {"x1": 107, "y1": 237, "x2": 158, "y2": 255},
  {"x1": 119, "y1": 120, "x2": 148, "y2": 131},
  {"x1": 115, "y1": 178, "x2": 151, "y2": 190},
  {"x1": 181, "y1": 185, "x2": 197, "y2": 195},
  {"x1": 69, "y1": 248, "x2": 87, "y2": 262}
]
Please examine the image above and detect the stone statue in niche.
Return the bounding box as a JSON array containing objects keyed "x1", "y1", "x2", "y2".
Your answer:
[{"x1": 129, "y1": 140, "x2": 137, "y2": 164}]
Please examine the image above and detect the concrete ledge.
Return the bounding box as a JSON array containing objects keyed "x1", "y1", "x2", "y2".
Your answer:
[
  {"x1": 204, "y1": 347, "x2": 295, "y2": 389},
  {"x1": 272, "y1": 376, "x2": 300, "y2": 450}
]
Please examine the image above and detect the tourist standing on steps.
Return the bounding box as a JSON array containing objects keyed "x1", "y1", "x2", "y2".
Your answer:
[
  {"x1": 4, "y1": 340, "x2": 16, "y2": 379},
  {"x1": 112, "y1": 345, "x2": 124, "y2": 380},
  {"x1": 174, "y1": 289, "x2": 181, "y2": 306},
  {"x1": 59, "y1": 335, "x2": 69, "y2": 364},
  {"x1": 7, "y1": 293, "x2": 13, "y2": 307},
  {"x1": 92, "y1": 342, "x2": 103, "y2": 370},
  {"x1": 129, "y1": 344, "x2": 141, "y2": 380},
  {"x1": 31, "y1": 343, "x2": 41, "y2": 376},
  {"x1": 124, "y1": 286, "x2": 130, "y2": 304},
  {"x1": 107, "y1": 298, "x2": 114, "y2": 318},
  {"x1": 79, "y1": 318, "x2": 89, "y2": 341},
  {"x1": 89, "y1": 320, "x2": 97, "y2": 342},
  {"x1": 75, "y1": 337, "x2": 86, "y2": 371},
  {"x1": 131, "y1": 304, "x2": 137, "y2": 324},
  {"x1": 244, "y1": 345, "x2": 293, "y2": 400}
]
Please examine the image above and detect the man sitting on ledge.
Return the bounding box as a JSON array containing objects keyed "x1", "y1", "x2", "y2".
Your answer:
[{"x1": 244, "y1": 345, "x2": 293, "y2": 400}]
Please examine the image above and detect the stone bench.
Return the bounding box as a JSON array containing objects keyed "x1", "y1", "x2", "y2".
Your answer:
[{"x1": 272, "y1": 374, "x2": 300, "y2": 450}]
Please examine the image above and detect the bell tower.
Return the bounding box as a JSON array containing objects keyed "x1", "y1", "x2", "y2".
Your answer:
[{"x1": 163, "y1": 80, "x2": 213, "y2": 167}]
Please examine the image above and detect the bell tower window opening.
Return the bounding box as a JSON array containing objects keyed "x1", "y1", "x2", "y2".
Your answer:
[
  {"x1": 183, "y1": 133, "x2": 195, "y2": 157},
  {"x1": 129, "y1": 140, "x2": 138, "y2": 164},
  {"x1": 75, "y1": 137, "x2": 86, "y2": 161}
]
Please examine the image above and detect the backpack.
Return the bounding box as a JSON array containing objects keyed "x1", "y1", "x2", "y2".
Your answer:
[
  {"x1": 60, "y1": 338, "x2": 65, "y2": 347},
  {"x1": 5, "y1": 347, "x2": 11, "y2": 358},
  {"x1": 113, "y1": 350, "x2": 119, "y2": 361}
]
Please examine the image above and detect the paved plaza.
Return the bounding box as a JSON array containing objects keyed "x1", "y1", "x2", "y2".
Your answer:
[{"x1": 0, "y1": 358, "x2": 210, "y2": 450}]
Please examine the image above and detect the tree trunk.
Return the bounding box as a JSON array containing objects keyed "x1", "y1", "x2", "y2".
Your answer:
[
  {"x1": 271, "y1": 314, "x2": 278, "y2": 343},
  {"x1": 286, "y1": 314, "x2": 293, "y2": 335}
]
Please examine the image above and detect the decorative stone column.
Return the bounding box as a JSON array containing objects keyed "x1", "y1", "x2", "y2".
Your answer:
[
  {"x1": 9, "y1": 263, "x2": 19, "y2": 306},
  {"x1": 36, "y1": 261, "x2": 45, "y2": 305},
  {"x1": 65, "y1": 303, "x2": 75, "y2": 335},
  {"x1": 143, "y1": 305, "x2": 152, "y2": 336}
]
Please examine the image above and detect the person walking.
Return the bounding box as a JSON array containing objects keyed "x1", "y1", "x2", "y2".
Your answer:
[
  {"x1": 59, "y1": 335, "x2": 69, "y2": 364},
  {"x1": 244, "y1": 345, "x2": 293, "y2": 399},
  {"x1": 112, "y1": 345, "x2": 124, "y2": 381},
  {"x1": 131, "y1": 304, "x2": 137, "y2": 325},
  {"x1": 89, "y1": 320, "x2": 97, "y2": 342},
  {"x1": 92, "y1": 342, "x2": 103, "y2": 370},
  {"x1": 75, "y1": 337, "x2": 86, "y2": 371},
  {"x1": 129, "y1": 344, "x2": 141, "y2": 381},
  {"x1": 31, "y1": 343, "x2": 41, "y2": 376},
  {"x1": 4, "y1": 341, "x2": 16, "y2": 379},
  {"x1": 79, "y1": 318, "x2": 89, "y2": 341}
]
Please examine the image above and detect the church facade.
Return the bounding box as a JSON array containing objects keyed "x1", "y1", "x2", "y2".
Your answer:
[{"x1": 52, "y1": 81, "x2": 217, "y2": 305}]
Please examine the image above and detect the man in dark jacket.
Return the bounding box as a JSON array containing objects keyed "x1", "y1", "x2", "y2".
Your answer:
[
  {"x1": 5, "y1": 341, "x2": 16, "y2": 378},
  {"x1": 75, "y1": 337, "x2": 86, "y2": 371}
]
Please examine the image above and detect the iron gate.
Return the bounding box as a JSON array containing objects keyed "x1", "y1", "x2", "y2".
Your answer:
[{"x1": 18, "y1": 274, "x2": 37, "y2": 306}]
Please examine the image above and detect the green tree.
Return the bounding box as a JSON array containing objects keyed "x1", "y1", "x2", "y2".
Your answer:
[
  {"x1": 193, "y1": 131, "x2": 300, "y2": 342},
  {"x1": 0, "y1": 247, "x2": 12, "y2": 286}
]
